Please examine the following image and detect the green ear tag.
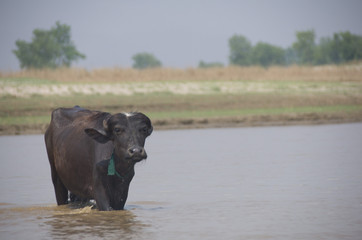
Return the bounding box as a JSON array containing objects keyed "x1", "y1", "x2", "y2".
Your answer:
[
  {"x1": 107, "y1": 153, "x2": 125, "y2": 179},
  {"x1": 107, "y1": 154, "x2": 116, "y2": 176}
]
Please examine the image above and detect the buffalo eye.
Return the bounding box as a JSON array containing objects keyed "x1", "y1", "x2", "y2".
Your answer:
[
  {"x1": 114, "y1": 127, "x2": 123, "y2": 134},
  {"x1": 140, "y1": 126, "x2": 148, "y2": 134}
]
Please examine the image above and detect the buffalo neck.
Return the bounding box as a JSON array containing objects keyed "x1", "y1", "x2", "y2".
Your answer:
[{"x1": 112, "y1": 152, "x2": 135, "y2": 179}]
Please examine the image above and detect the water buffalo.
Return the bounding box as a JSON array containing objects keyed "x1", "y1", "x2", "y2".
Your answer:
[{"x1": 44, "y1": 106, "x2": 153, "y2": 210}]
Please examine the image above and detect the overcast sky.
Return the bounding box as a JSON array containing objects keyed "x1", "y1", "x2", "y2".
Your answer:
[{"x1": 1, "y1": 0, "x2": 362, "y2": 71}]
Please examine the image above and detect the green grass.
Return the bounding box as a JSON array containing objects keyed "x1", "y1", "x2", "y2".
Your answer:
[
  {"x1": 0, "y1": 77, "x2": 57, "y2": 84},
  {"x1": 1, "y1": 105, "x2": 360, "y2": 126},
  {"x1": 147, "y1": 105, "x2": 362, "y2": 119},
  {"x1": 0, "y1": 115, "x2": 51, "y2": 125}
]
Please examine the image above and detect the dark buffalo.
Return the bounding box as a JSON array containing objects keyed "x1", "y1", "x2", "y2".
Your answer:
[{"x1": 44, "y1": 106, "x2": 153, "y2": 210}]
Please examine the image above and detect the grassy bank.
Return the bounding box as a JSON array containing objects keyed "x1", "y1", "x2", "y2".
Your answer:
[{"x1": 1, "y1": 65, "x2": 362, "y2": 135}]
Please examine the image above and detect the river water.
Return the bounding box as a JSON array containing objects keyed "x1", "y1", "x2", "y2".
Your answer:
[{"x1": 0, "y1": 123, "x2": 362, "y2": 239}]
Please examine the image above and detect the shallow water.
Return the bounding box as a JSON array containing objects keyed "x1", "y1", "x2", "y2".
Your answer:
[{"x1": 1, "y1": 123, "x2": 362, "y2": 239}]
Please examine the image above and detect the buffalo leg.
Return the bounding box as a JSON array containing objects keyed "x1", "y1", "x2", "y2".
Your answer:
[
  {"x1": 51, "y1": 165, "x2": 69, "y2": 205},
  {"x1": 47, "y1": 149, "x2": 68, "y2": 204},
  {"x1": 94, "y1": 162, "x2": 112, "y2": 211},
  {"x1": 45, "y1": 129, "x2": 68, "y2": 205}
]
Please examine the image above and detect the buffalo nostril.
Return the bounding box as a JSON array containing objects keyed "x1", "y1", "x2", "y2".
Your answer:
[
  {"x1": 128, "y1": 147, "x2": 144, "y2": 155},
  {"x1": 127, "y1": 147, "x2": 147, "y2": 161}
]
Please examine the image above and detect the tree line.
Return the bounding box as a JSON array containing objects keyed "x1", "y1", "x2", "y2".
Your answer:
[
  {"x1": 228, "y1": 30, "x2": 362, "y2": 67},
  {"x1": 13, "y1": 22, "x2": 362, "y2": 70}
]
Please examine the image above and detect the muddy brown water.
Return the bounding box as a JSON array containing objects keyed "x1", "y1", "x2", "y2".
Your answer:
[{"x1": 1, "y1": 124, "x2": 362, "y2": 239}]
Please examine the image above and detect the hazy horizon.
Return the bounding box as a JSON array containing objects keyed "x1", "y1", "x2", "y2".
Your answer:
[{"x1": 1, "y1": 0, "x2": 362, "y2": 71}]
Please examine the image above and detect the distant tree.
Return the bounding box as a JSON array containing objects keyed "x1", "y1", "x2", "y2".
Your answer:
[
  {"x1": 198, "y1": 61, "x2": 224, "y2": 68},
  {"x1": 329, "y1": 31, "x2": 362, "y2": 64},
  {"x1": 292, "y1": 30, "x2": 316, "y2": 64},
  {"x1": 310, "y1": 31, "x2": 362, "y2": 65},
  {"x1": 228, "y1": 30, "x2": 362, "y2": 67},
  {"x1": 284, "y1": 47, "x2": 298, "y2": 65},
  {"x1": 252, "y1": 42, "x2": 285, "y2": 67},
  {"x1": 13, "y1": 22, "x2": 85, "y2": 69},
  {"x1": 132, "y1": 52, "x2": 162, "y2": 69},
  {"x1": 228, "y1": 34, "x2": 253, "y2": 66},
  {"x1": 313, "y1": 37, "x2": 333, "y2": 65}
]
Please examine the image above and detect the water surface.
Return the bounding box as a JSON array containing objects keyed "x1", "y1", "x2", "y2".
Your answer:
[{"x1": 1, "y1": 124, "x2": 362, "y2": 239}]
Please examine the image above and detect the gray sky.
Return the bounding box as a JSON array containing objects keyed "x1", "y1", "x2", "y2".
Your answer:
[{"x1": 1, "y1": 0, "x2": 362, "y2": 70}]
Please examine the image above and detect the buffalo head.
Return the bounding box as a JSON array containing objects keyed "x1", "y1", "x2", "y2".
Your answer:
[{"x1": 85, "y1": 112, "x2": 153, "y2": 162}]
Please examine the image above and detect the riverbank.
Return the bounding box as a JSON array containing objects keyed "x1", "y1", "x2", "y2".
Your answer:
[
  {"x1": 2, "y1": 111, "x2": 362, "y2": 136},
  {"x1": 1, "y1": 65, "x2": 362, "y2": 135}
]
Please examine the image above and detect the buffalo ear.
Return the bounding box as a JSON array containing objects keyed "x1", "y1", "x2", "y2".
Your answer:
[
  {"x1": 148, "y1": 125, "x2": 153, "y2": 136},
  {"x1": 84, "y1": 128, "x2": 110, "y2": 144}
]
